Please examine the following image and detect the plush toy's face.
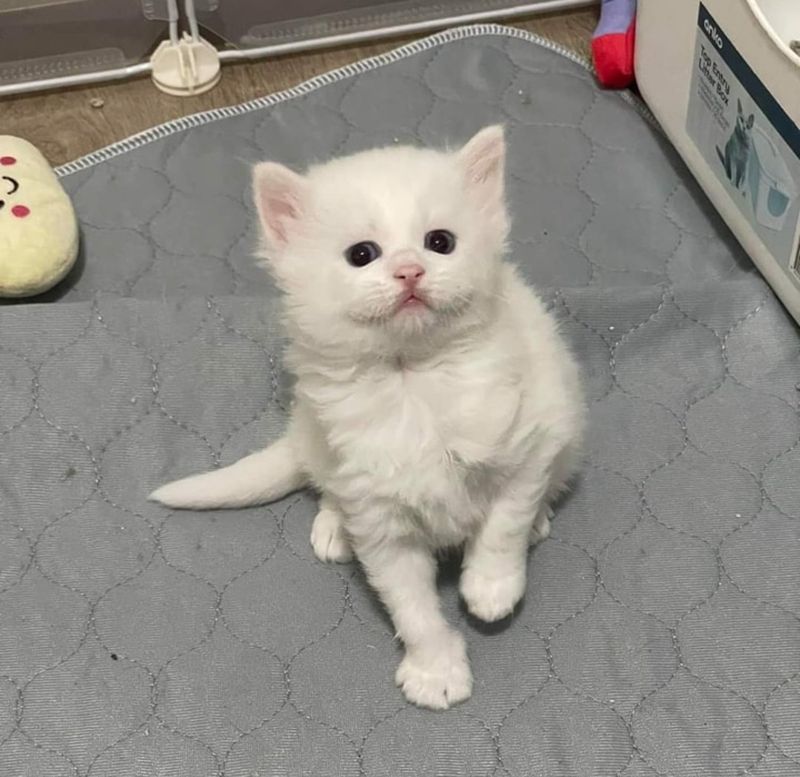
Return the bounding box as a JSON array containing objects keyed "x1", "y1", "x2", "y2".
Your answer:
[
  {"x1": 0, "y1": 156, "x2": 30, "y2": 219},
  {"x1": 0, "y1": 135, "x2": 78, "y2": 297}
]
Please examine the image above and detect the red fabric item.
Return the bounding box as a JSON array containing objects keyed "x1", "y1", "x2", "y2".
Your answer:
[{"x1": 592, "y1": 24, "x2": 636, "y2": 89}]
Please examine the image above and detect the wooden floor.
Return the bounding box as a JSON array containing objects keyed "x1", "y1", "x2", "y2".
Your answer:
[{"x1": 1, "y1": 9, "x2": 598, "y2": 167}]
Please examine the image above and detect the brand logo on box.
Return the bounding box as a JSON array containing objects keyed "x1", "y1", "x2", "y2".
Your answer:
[{"x1": 703, "y1": 19, "x2": 724, "y2": 50}]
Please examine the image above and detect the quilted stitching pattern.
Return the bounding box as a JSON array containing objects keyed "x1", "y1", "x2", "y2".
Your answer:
[{"x1": 2, "y1": 27, "x2": 800, "y2": 776}]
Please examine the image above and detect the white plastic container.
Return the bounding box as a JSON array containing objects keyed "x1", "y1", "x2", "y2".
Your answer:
[{"x1": 636, "y1": 0, "x2": 800, "y2": 321}]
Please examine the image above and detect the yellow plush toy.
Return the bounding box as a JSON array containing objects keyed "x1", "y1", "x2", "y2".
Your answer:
[{"x1": 0, "y1": 136, "x2": 79, "y2": 298}]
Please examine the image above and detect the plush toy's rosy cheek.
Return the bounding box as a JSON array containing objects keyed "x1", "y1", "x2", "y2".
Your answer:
[{"x1": 1, "y1": 158, "x2": 28, "y2": 215}]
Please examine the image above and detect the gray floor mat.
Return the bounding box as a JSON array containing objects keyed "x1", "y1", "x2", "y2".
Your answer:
[{"x1": 2, "y1": 24, "x2": 800, "y2": 777}]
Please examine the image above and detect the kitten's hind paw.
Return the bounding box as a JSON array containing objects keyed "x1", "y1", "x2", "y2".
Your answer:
[
  {"x1": 395, "y1": 632, "x2": 472, "y2": 710},
  {"x1": 310, "y1": 506, "x2": 353, "y2": 563}
]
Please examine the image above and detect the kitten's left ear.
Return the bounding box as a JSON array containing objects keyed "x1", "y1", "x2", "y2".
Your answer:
[
  {"x1": 457, "y1": 125, "x2": 506, "y2": 204},
  {"x1": 252, "y1": 161, "x2": 308, "y2": 249}
]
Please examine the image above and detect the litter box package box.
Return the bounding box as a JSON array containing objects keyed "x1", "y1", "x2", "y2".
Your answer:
[{"x1": 637, "y1": 0, "x2": 800, "y2": 321}]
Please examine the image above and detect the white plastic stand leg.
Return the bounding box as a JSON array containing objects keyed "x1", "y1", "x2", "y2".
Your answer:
[{"x1": 150, "y1": 32, "x2": 221, "y2": 96}]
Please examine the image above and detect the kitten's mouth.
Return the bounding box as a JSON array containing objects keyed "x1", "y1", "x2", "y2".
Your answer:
[{"x1": 396, "y1": 292, "x2": 429, "y2": 313}]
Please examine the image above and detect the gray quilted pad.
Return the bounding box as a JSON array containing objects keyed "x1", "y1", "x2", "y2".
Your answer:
[{"x1": 2, "y1": 25, "x2": 800, "y2": 777}]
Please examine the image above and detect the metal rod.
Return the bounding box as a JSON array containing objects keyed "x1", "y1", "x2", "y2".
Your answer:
[
  {"x1": 184, "y1": 0, "x2": 201, "y2": 41},
  {"x1": 0, "y1": 62, "x2": 151, "y2": 97},
  {"x1": 167, "y1": 0, "x2": 180, "y2": 44}
]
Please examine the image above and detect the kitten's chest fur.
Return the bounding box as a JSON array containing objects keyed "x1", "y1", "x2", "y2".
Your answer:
[{"x1": 298, "y1": 349, "x2": 523, "y2": 541}]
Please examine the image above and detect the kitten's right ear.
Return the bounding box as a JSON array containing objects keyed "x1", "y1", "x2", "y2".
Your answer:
[
  {"x1": 252, "y1": 162, "x2": 308, "y2": 248},
  {"x1": 457, "y1": 125, "x2": 506, "y2": 205}
]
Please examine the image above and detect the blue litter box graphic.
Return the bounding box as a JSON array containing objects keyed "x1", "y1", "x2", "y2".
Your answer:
[{"x1": 749, "y1": 125, "x2": 798, "y2": 230}]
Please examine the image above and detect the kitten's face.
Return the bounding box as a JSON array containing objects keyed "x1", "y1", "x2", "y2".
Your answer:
[{"x1": 253, "y1": 126, "x2": 508, "y2": 353}]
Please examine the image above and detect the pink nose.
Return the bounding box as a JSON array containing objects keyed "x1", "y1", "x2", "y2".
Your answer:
[{"x1": 393, "y1": 263, "x2": 426, "y2": 284}]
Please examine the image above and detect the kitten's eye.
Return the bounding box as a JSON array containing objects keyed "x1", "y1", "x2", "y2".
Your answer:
[
  {"x1": 345, "y1": 241, "x2": 382, "y2": 268},
  {"x1": 424, "y1": 229, "x2": 456, "y2": 255}
]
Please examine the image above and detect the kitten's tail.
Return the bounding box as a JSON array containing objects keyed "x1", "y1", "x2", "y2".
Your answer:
[{"x1": 148, "y1": 437, "x2": 307, "y2": 510}]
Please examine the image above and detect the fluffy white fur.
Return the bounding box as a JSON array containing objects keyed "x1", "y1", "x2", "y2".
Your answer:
[{"x1": 150, "y1": 126, "x2": 585, "y2": 710}]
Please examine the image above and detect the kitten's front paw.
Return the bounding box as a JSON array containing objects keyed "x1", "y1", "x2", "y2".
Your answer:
[
  {"x1": 310, "y1": 507, "x2": 353, "y2": 563},
  {"x1": 460, "y1": 564, "x2": 526, "y2": 623},
  {"x1": 395, "y1": 632, "x2": 472, "y2": 710}
]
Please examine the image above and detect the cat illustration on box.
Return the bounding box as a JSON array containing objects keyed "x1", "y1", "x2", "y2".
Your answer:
[{"x1": 717, "y1": 98, "x2": 755, "y2": 192}]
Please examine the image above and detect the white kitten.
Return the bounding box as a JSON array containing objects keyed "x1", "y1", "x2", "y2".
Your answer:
[{"x1": 151, "y1": 126, "x2": 585, "y2": 710}]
